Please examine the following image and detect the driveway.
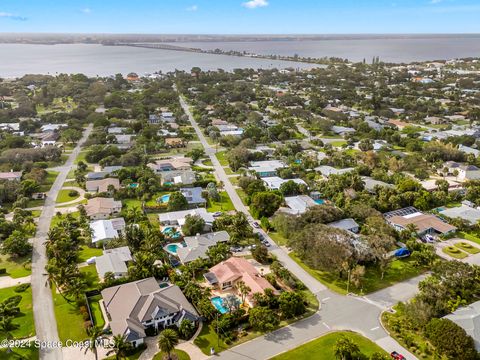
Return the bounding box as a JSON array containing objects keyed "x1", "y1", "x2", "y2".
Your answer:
[
  {"x1": 0, "y1": 275, "x2": 31, "y2": 289},
  {"x1": 179, "y1": 95, "x2": 417, "y2": 360},
  {"x1": 31, "y1": 124, "x2": 93, "y2": 360}
]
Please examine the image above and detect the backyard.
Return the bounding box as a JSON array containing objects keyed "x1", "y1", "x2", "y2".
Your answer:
[
  {"x1": 207, "y1": 191, "x2": 235, "y2": 213},
  {"x1": 56, "y1": 189, "x2": 80, "y2": 203},
  {"x1": 270, "y1": 331, "x2": 388, "y2": 360},
  {"x1": 77, "y1": 246, "x2": 103, "y2": 263}
]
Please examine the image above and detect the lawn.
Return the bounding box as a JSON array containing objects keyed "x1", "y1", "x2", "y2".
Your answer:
[
  {"x1": 0, "y1": 285, "x2": 35, "y2": 340},
  {"x1": 224, "y1": 168, "x2": 236, "y2": 175},
  {"x1": 50, "y1": 212, "x2": 80, "y2": 228},
  {"x1": 88, "y1": 295, "x2": 105, "y2": 329},
  {"x1": 0, "y1": 346, "x2": 39, "y2": 359},
  {"x1": 442, "y1": 246, "x2": 468, "y2": 259},
  {"x1": 80, "y1": 265, "x2": 100, "y2": 290},
  {"x1": 459, "y1": 231, "x2": 480, "y2": 246},
  {"x1": 194, "y1": 323, "x2": 229, "y2": 355},
  {"x1": 215, "y1": 151, "x2": 229, "y2": 166},
  {"x1": 290, "y1": 253, "x2": 426, "y2": 295},
  {"x1": 235, "y1": 189, "x2": 248, "y2": 206},
  {"x1": 0, "y1": 254, "x2": 31, "y2": 278},
  {"x1": 207, "y1": 191, "x2": 235, "y2": 213},
  {"x1": 454, "y1": 242, "x2": 480, "y2": 254},
  {"x1": 56, "y1": 189, "x2": 80, "y2": 203},
  {"x1": 25, "y1": 199, "x2": 45, "y2": 208},
  {"x1": 153, "y1": 349, "x2": 190, "y2": 360},
  {"x1": 52, "y1": 286, "x2": 88, "y2": 342},
  {"x1": 123, "y1": 198, "x2": 143, "y2": 210},
  {"x1": 38, "y1": 170, "x2": 60, "y2": 192},
  {"x1": 269, "y1": 232, "x2": 288, "y2": 246},
  {"x1": 330, "y1": 140, "x2": 347, "y2": 147},
  {"x1": 202, "y1": 159, "x2": 213, "y2": 166},
  {"x1": 229, "y1": 176, "x2": 239, "y2": 186},
  {"x1": 77, "y1": 246, "x2": 103, "y2": 263},
  {"x1": 148, "y1": 213, "x2": 161, "y2": 228},
  {"x1": 270, "y1": 331, "x2": 387, "y2": 360},
  {"x1": 74, "y1": 150, "x2": 89, "y2": 165}
]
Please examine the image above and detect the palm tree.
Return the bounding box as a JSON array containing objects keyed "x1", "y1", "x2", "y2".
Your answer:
[
  {"x1": 84, "y1": 327, "x2": 105, "y2": 360},
  {"x1": 158, "y1": 329, "x2": 179, "y2": 360},
  {"x1": 333, "y1": 335, "x2": 360, "y2": 360},
  {"x1": 0, "y1": 316, "x2": 17, "y2": 340},
  {"x1": 106, "y1": 334, "x2": 132, "y2": 360}
]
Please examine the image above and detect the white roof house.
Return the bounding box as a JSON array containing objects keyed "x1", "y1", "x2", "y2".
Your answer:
[
  {"x1": 315, "y1": 166, "x2": 355, "y2": 178},
  {"x1": 90, "y1": 218, "x2": 125, "y2": 243},
  {"x1": 248, "y1": 160, "x2": 286, "y2": 177},
  {"x1": 159, "y1": 208, "x2": 214, "y2": 227},
  {"x1": 459, "y1": 144, "x2": 480, "y2": 158},
  {"x1": 439, "y1": 204, "x2": 480, "y2": 225},
  {"x1": 96, "y1": 246, "x2": 132, "y2": 279},
  {"x1": 281, "y1": 195, "x2": 318, "y2": 215},
  {"x1": 262, "y1": 177, "x2": 307, "y2": 191},
  {"x1": 445, "y1": 300, "x2": 480, "y2": 351}
]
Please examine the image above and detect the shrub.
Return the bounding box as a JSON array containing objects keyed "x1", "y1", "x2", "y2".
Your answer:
[
  {"x1": 68, "y1": 190, "x2": 79, "y2": 197},
  {"x1": 14, "y1": 283, "x2": 30, "y2": 293},
  {"x1": 0, "y1": 268, "x2": 6, "y2": 275}
]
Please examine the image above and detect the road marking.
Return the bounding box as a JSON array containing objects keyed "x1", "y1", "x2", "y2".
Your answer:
[
  {"x1": 322, "y1": 297, "x2": 331, "y2": 302},
  {"x1": 370, "y1": 326, "x2": 380, "y2": 331},
  {"x1": 323, "y1": 322, "x2": 330, "y2": 329}
]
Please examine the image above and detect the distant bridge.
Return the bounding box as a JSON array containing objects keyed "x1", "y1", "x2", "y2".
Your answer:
[{"x1": 110, "y1": 42, "x2": 203, "y2": 53}]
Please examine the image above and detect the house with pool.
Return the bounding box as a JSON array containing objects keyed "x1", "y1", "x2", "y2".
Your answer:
[
  {"x1": 204, "y1": 257, "x2": 276, "y2": 308},
  {"x1": 101, "y1": 277, "x2": 199, "y2": 347},
  {"x1": 165, "y1": 231, "x2": 230, "y2": 264},
  {"x1": 159, "y1": 208, "x2": 214, "y2": 232}
]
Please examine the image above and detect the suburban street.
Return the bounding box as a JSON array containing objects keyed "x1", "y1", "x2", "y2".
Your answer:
[
  {"x1": 31, "y1": 124, "x2": 93, "y2": 360},
  {"x1": 179, "y1": 95, "x2": 418, "y2": 359}
]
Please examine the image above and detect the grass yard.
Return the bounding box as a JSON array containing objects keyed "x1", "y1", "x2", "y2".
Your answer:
[
  {"x1": 215, "y1": 151, "x2": 229, "y2": 166},
  {"x1": 50, "y1": 212, "x2": 80, "y2": 229},
  {"x1": 330, "y1": 140, "x2": 347, "y2": 147},
  {"x1": 147, "y1": 213, "x2": 161, "y2": 228},
  {"x1": 38, "y1": 170, "x2": 60, "y2": 193},
  {"x1": 56, "y1": 189, "x2": 80, "y2": 203},
  {"x1": 31, "y1": 210, "x2": 42, "y2": 218},
  {"x1": 202, "y1": 159, "x2": 213, "y2": 166},
  {"x1": 459, "y1": 231, "x2": 480, "y2": 246},
  {"x1": 74, "y1": 150, "x2": 89, "y2": 165},
  {"x1": 0, "y1": 346, "x2": 39, "y2": 359},
  {"x1": 194, "y1": 323, "x2": 229, "y2": 355},
  {"x1": 270, "y1": 331, "x2": 387, "y2": 360},
  {"x1": 0, "y1": 254, "x2": 31, "y2": 278},
  {"x1": 229, "y1": 176, "x2": 239, "y2": 186},
  {"x1": 104, "y1": 345, "x2": 146, "y2": 360},
  {"x1": 80, "y1": 265, "x2": 100, "y2": 290},
  {"x1": 224, "y1": 167, "x2": 236, "y2": 175},
  {"x1": 52, "y1": 286, "x2": 88, "y2": 342},
  {"x1": 207, "y1": 191, "x2": 235, "y2": 213},
  {"x1": 88, "y1": 295, "x2": 105, "y2": 329},
  {"x1": 454, "y1": 242, "x2": 480, "y2": 254},
  {"x1": 25, "y1": 199, "x2": 45, "y2": 208},
  {"x1": 123, "y1": 198, "x2": 143, "y2": 210},
  {"x1": 235, "y1": 189, "x2": 248, "y2": 206},
  {"x1": 442, "y1": 246, "x2": 468, "y2": 259},
  {"x1": 0, "y1": 285, "x2": 35, "y2": 340},
  {"x1": 269, "y1": 232, "x2": 288, "y2": 246},
  {"x1": 290, "y1": 253, "x2": 426, "y2": 295},
  {"x1": 153, "y1": 349, "x2": 190, "y2": 360},
  {"x1": 77, "y1": 246, "x2": 103, "y2": 263}
]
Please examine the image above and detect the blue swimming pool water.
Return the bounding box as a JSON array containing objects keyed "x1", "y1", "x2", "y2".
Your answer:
[
  {"x1": 159, "y1": 194, "x2": 171, "y2": 203},
  {"x1": 128, "y1": 183, "x2": 139, "y2": 188},
  {"x1": 162, "y1": 227, "x2": 181, "y2": 239},
  {"x1": 166, "y1": 243, "x2": 182, "y2": 254},
  {"x1": 211, "y1": 296, "x2": 229, "y2": 314},
  {"x1": 314, "y1": 199, "x2": 325, "y2": 205},
  {"x1": 164, "y1": 182, "x2": 173, "y2": 186}
]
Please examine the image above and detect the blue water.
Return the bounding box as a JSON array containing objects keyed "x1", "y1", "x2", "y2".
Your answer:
[
  {"x1": 128, "y1": 183, "x2": 139, "y2": 188},
  {"x1": 164, "y1": 182, "x2": 173, "y2": 186},
  {"x1": 211, "y1": 297, "x2": 229, "y2": 314},
  {"x1": 166, "y1": 243, "x2": 181, "y2": 254},
  {"x1": 159, "y1": 194, "x2": 171, "y2": 203},
  {"x1": 162, "y1": 227, "x2": 181, "y2": 239},
  {"x1": 314, "y1": 199, "x2": 325, "y2": 205}
]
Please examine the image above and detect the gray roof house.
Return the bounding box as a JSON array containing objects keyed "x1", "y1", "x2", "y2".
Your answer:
[
  {"x1": 280, "y1": 195, "x2": 318, "y2": 215},
  {"x1": 176, "y1": 231, "x2": 230, "y2": 264},
  {"x1": 159, "y1": 208, "x2": 214, "y2": 229},
  {"x1": 96, "y1": 246, "x2": 132, "y2": 280},
  {"x1": 315, "y1": 166, "x2": 355, "y2": 178},
  {"x1": 438, "y1": 204, "x2": 480, "y2": 225},
  {"x1": 101, "y1": 278, "x2": 199, "y2": 346},
  {"x1": 181, "y1": 187, "x2": 206, "y2": 206},
  {"x1": 328, "y1": 218, "x2": 360, "y2": 234},
  {"x1": 444, "y1": 300, "x2": 480, "y2": 351},
  {"x1": 160, "y1": 170, "x2": 196, "y2": 185}
]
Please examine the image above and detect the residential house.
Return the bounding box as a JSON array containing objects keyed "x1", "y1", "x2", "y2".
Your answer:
[
  {"x1": 147, "y1": 157, "x2": 192, "y2": 174},
  {"x1": 361, "y1": 177, "x2": 394, "y2": 193},
  {"x1": 90, "y1": 217, "x2": 126, "y2": 244},
  {"x1": 41, "y1": 123, "x2": 67, "y2": 132},
  {"x1": 175, "y1": 231, "x2": 230, "y2": 264},
  {"x1": 85, "y1": 197, "x2": 122, "y2": 220},
  {"x1": 328, "y1": 218, "x2": 360, "y2": 234},
  {"x1": 114, "y1": 134, "x2": 135, "y2": 150},
  {"x1": 262, "y1": 177, "x2": 307, "y2": 191},
  {"x1": 86, "y1": 178, "x2": 120, "y2": 193},
  {"x1": 387, "y1": 119, "x2": 410, "y2": 130},
  {"x1": 161, "y1": 112, "x2": 176, "y2": 123},
  {"x1": 438, "y1": 204, "x2": 480, "y2": 225},
  {"x1": 107, "y1": 127, "x2": 128, "y2": 135},
  {"x1": 279, "y1": 195, "x2": 318, "y2": 215},
  {"x1": 248, "y1": 160, "x2": 286, "y2": 178},
  {"x1": 384, "y1": 207, "x2": 457, "y2": 236},
  {"x1": 159, "y1": 208, "x2": 214, "y2": 230},
  {"x1": 315, "y1": 165, "x2": 355, "y2": 178},
  {"x1": 459, "y1": 144, "x2": 480, "y2": 158},
  {"x1": 331, "y1": 125, "x2": 355, "y2": 136},
  {"x1": 444, "y1": 300, "x2": 480, "y2": 351},
  {"x1": 96, "y1": 246, "x2": 132, "y2": 280},
  {"x1": 165, "y1": 138, "x2": 186, "y2": 148},
  {"x1": 160, "y1": 170, "x2": 196, "y2": 186},
  {"x1": 204, "y1": 257, "x2": 275, "y2": 306},
  {"x1": 0, "y1": 171, "x2": 22, "y2": 181},
  {"x1": 101, "y1": 278, "x2": 199, "y2": 346},
  {"x1": 180, "y1": 187, "x2": 206, "y2": 206}
]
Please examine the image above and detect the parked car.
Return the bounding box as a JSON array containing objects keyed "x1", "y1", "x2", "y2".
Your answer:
[
  {"x1": 252, "y1": 221, "x2": 260, "y2": 228},
  {"x1": 230, "y1": 246, "x2": 243, "y2": 252},
  {"x1": 212, "y1": 211, "x2": 223, "y2": 217},
  {"x1": 86, "y1": 257, "x2": 96, "y2": 265},
  {"x1": 390, "y1": 351, "x2": 406, "y2": 360}
]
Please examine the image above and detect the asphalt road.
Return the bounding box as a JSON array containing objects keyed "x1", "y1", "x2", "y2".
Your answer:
[
  {"x1": 179, "y1": 96, "x2": 418, "y2": 360},
  {"x1": 31, "y1": 124, "x2": 93, "y2": 360}
]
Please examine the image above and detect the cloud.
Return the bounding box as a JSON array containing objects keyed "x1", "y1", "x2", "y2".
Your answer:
[
  {"x1": 0, "y1": 12, "x2": 27, "y2": 21},
  {"x1": 186, "y1": 5, "x2": 198, "y2": 12},
  {"x1": 81, "y1": 7, "x2": 92, "y2": 14},
  {"x1": 242, "y1": 0, "x2": 269, "y2": 9}
]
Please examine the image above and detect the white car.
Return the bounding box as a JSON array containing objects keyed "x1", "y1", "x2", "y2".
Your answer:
[{"x1": 86, "y1": 257, "x2": 96, "y2": 265}]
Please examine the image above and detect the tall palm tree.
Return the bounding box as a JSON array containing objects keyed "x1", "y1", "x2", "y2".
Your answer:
[
  {"x1": 333, "y1": 336, "x2": 360, "y2": 360},
  {"x1": 84, "y1": 327, "x2": 105, "y2": 360},
  {"x1": 106, "y1": 334, "x2": 132, "y2": 360},
  {"x1": 157, "y1": 329, "x2": 179, "y2": 360}
]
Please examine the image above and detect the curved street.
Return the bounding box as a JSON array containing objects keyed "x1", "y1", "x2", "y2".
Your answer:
[
  {"x1": 31, "y1": 124, "x2": 93, "y2": 360},
  {"x1": 179, "y1": 95, "x2": 418, "y2": 360}
]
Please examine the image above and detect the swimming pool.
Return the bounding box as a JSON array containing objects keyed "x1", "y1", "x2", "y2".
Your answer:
[
  {"x1": 158, "y1": 194, "x2": 171, "y2": 203},
  {"x1": 165, "y1": 243, "x2": 183, "y2": 255},
  {"x1": 314, "y1": 199, "x2": 325, "y2": 205},
  {"x1": 211, "y1": 296, "x2": 229, "y2": 314},
  {"x1": 162, "y1": 227, "x2": 181, "y2": 239}
]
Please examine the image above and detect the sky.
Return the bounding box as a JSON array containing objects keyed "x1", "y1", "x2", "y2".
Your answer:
[{"x1": 1, "y1": 0, "x2": 480, "y2": 34}]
